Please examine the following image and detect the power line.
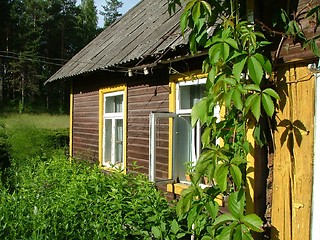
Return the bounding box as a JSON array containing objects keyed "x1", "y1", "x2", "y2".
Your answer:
[
  {"x1": 0, "y1": 50, "x2": 68, "y2": 64},
  {"x1": 0, "y1": 54, "x2": 64, "y2": 67}
]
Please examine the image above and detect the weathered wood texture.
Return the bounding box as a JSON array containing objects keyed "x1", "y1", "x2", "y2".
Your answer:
[
  {"x1": 258, "y1": 0, "x2": 320, "y2": 63},
  {"x1": 72, "y1": 89, "x2": 99, "y2": 162},
  {"x1": 272, "y1": 63, "x2": 314, "y2": 240},
  {"x1": 278, "y1": 0, "x2": 320, "y2": 63},
  {"x1": 127, "y1": 83, "x2": 170, "y2": 180},
  {"x1": 46, "y1": 0, "x2": 186, "y2": 83}
]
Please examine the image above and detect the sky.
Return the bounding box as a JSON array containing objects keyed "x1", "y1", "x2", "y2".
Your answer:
[{"x1": 76, "y1": 0, "x2": 141, "y2": 27}]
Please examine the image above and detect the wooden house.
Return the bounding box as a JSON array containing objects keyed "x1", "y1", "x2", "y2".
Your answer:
[{"x1": 46, "y1": 0, "x2": 320, "y2": 239}]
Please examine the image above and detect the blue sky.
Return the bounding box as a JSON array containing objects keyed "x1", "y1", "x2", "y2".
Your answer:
[{"x1": 76, "y1": 0, "x2": 141, "y2": 27}]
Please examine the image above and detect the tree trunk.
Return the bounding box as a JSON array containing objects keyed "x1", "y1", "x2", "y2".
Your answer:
[
  {"x1": 0, "y1": 63, "x2": 3, "y2": 103},
  {"x1": 20, "y1": 73, "x2": 25, "y2": 113}
]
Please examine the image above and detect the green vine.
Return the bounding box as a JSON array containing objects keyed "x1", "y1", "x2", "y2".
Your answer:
[{"x1": 166, "y1": 0, "x2": 320, "y2": 239}]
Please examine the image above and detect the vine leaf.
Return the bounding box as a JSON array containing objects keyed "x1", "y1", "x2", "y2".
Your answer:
[
  {"x1": 241, "y1": 214, "x2": 264, "y2": 232},
  {"x1": 250, "y1": 94, "x2": 261, "y2": 121},
  {"x1": 176, "y1": 186, "x2": 197, "y2": 217},
  {"x1": 232, "y1": 55, "x2": 247, "y2": 80},
  {"x1": 214, "y1": 163, "x2": 229, "y2": 192},
  {"x1": 212, "y1": 213, "x2": 237, "y2": 229},
  {"x1": 230, "y1": 164, "x2": 242, "y2": 188},
  {"x1": 248, "y1": 55, "x2": 263, "y2": 85},
  {"x1": 233, "y1": 224, "x2": 253, "y2": 240},
  {"x1": 228, "y1": 191, "x2": 245, "y2": 219},
  {"x1": 205, "y1": 200, "x2": 219, "y2": 220},
  {"x1": 261, "y1": 93, "x2": 274, "y2": 117}
]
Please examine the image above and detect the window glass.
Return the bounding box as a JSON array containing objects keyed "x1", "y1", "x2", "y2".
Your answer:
[
  {"x1": 175, "y1": 80, "x2": 208, "y2": 182},
  {"x1": 105, "y1": 95, "x2": 123, "y2": 113},
  {"x1": 104, "y1": 119, "x2": 112, "y2": 164},
  {"x1": 115, "y1": 119, "x2": 123, "y2": 164},
  {"x1": 175, "y1": 116, "x2": 192, "y2": 181},
  {"x1": 179, "y1": 84, "x2": 205, "y2": 110}
]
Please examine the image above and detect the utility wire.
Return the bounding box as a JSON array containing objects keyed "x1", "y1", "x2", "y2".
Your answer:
[{"x1": 0, "y1": 54, "x2": 64, "y2": 66}]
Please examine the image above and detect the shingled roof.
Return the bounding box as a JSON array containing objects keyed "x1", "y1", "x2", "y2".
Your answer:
[{"x1": 46, "y1": 0, "x2": 187, "y2": 83}]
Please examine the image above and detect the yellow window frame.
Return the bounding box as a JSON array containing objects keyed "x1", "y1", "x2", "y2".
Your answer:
[
  {"x1": 99, "y1": 85, "x2": 127, "y2": 173},
  {"x1": 167, "y1": 72, "x2": 254, "y2": 210}
]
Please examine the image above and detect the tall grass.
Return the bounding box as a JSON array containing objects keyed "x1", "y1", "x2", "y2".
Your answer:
[
  {"x1": 0, "y1": 114, "x2": 180, "y2": 239},
  {"x1": 0, "y1": 114, "x2": 69, "y2": 161},
  {"x1": 0, "y1": 113, "x2": 69, "y2": 129}
]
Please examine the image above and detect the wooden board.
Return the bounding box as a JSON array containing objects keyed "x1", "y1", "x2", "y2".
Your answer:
[{"x1": 272, "y1": 63, "x2": 315, "y2": 240}]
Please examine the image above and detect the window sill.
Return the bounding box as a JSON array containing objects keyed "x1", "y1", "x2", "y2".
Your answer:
[
  {"x1": 100, "y1": 164, "x2": 125, "y2": 173},
  {"x1": 167, "y1": 182, "x2": 224, "y2": 206}
]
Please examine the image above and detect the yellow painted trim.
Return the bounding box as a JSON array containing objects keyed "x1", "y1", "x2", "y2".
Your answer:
[
  {"x1": 167, "y1": 183, "x2": 189, "y2": 195},
  {"x1": 69, "y1": 81, "x2": 73, "y2": 162},
  {"x1": 99, "y1": 84, "x2": 127, "y2": 174},
  {"x1": 168, "y1": 72, "x2": 208, "y2": 194},
  {"x1": 168, "y1": 71, "x2": 256, "y2": 213},
  {"x1": 169, "y1": 70, "x2": 207, "y2": 83},
  {"x1": 246, "y1": 123, "x2": 255, "y2": 214},
  {"x1": 168, "y1": 82, "x2": 176, "y2": 180}
]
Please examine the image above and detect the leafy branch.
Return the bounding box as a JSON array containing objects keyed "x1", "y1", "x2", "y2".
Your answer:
[{"x1": 164, "y1": 0, "x2": 319, "y2": 239}]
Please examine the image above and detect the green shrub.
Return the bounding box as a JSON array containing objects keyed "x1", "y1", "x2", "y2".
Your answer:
[
  {"x1": 0, "y1": 123, "x2": 11, "y2": 186},
  {"x1": 7, "y1": 124, "x2": 68, "y2": 161},
  {"x1": 0, "y1": 155, "x2": 175, "y2": 239}
]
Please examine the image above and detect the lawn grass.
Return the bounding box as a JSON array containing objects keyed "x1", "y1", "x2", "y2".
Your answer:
[
  {"x1": 0, "y1": 113, "x2": 69, "y2": 129},
  {"x1": 0, "y1": 114, "x2": 69, "y2": 161}
]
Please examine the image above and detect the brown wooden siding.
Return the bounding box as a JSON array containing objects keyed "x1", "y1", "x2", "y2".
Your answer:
[
  {"x1": 277, "y1": 0, "x2": 320, "y2": 64},
  {"x1": 259, "y1": 0, "x2": 320, "y2": 63},
  {"x1": 127, "y1": 83, "x2": 170, "y2": 179},
  {"x1": 72, "y1": 89, "x2": 99, "y2": 162}
]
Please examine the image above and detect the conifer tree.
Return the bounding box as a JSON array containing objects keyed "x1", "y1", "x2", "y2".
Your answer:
[
  {"x1": 78, "y1": 0, "x2": 98, "y2": 46},
  {"x1": 100, "y1": 0, "x2": 123, "y2": 28}
]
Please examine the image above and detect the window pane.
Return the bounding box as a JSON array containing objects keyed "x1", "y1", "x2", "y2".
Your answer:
[
  {"x1": 179, "y1": 84, "x2": 205, "y2": 110},
  {"x1": 103, "y1": 119, "x2": 112, "y2": 165},
  {"x1": 115, "y1": 119, "x2": 123, "y2": 164},
  {"x1": 175, "y1": 116, "x2": 192, "y2": 181},
  {"x1": 105, "y1": 95, "x2": 123, "y2": 113},
  {"x1": 115, "y1": 95, "x2": 123, "y2": 113}
]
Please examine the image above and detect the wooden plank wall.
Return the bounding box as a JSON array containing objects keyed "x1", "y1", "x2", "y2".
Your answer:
[
  {"x1": 271, "y1": 63, "x2": 315, "y2": 240},
  {"x1": 127, "y1": 83, "x2": 170, "y2": 180},
  {"x1": 72, "y1": 90, "x2": 99, "y2": 162}
]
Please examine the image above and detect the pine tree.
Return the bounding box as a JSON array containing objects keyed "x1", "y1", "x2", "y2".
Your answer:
[
  {"x1": 78, "y1": 0, "x2": 98, "y2": 46},
  {"x1": 6, "y1": 0, "x2": 47, "y2": 112},
  {"x1": 0, "y1": 0, "x2": 12, "y2": 103},
  {"x1": 100, "y1": 0, "x2": 123, "y2": 28}
]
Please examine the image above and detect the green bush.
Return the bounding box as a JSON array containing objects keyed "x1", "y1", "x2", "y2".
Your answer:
[
  {"x1": 7, "y1": 125, "x2": 68, "y2": 161},
  {"x1": 0, "y1": 155, "x2": 175, "y2": 239},
  {"x1": 0, "y1": 123, "x2": 11, "y2": 186}
]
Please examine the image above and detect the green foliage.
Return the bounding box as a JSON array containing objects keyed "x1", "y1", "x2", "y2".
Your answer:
[
  {"x1": 0, "y1": 155, "x2": 175, "y2": 239},
  {"x1": 168, "y1": 0, "x2": 319, "y2": 237},
  {"x1": 101, "y1": 0, "x2": 123, "y2": 28},
  {"x1": 0, "y1": 114, "x2": 182, "y2": 239},
  {"x1": 0, "y1": 0, "x2": 100, "y2": 113},
  {"x1": 272, "y1": 3, "x2": 320, "y2": 57},
  {"x1": 0, "y1": 123, "x2": 11, "y2": 186},
  {"x1": 0, "y1": 114, "x2": 69, "y2": 161},
  {"x1": 165, "y1": 0, "x2": 306, "y2": 238},
  {"x1": 78, "y1": 0, "x2": 99, "y2": 46}
]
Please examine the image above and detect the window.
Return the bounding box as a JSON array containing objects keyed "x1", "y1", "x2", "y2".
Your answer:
[
  {"x1": 102, "y1": 90, "x2": 125, "y2": 168},
  {"x1": 174, "y1": 79, "x2": 220, "y2": 182}
]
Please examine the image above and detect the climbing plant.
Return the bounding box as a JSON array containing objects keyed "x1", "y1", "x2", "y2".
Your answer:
[{"x1": 166, "y1": 0, "x2": 320, "y2": 239}]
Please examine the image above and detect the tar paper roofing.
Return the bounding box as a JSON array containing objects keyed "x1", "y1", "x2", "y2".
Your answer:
[{"x1": 46, "y1": 0, "x2": 187, "y2": 83}]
